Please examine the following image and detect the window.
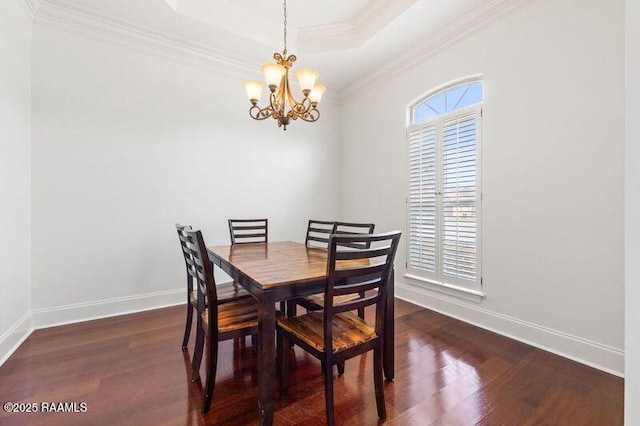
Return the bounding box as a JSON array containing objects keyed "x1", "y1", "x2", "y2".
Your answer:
[{"x1": 407, "y1": 80, "x2": 483, "y2": 295}]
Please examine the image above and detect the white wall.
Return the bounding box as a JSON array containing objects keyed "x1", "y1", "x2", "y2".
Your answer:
[
  {"x1": 0, "y1": 0, "x2": 31, "y2": 364},
  {"x1": 30, "y1": 25, "x2": 342, "y2": 326},
  {"x1": 625, "y1": 0, "x2": 640, "y2": 422},
  {"x1": 341, "y1": 0, "x2": 625, "y2": 374},
  {"x1": 0, "y1": 0, "x2": 33, "y2": 364}
]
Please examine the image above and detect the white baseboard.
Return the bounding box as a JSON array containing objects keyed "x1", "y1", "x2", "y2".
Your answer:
[
  {"x1": 396, "y1": 282, "x2": 625, "y2": 377},
  {"x1": 0, "y1": 312, "x2": 34, "y2": 367},
  {"x1": 31, "y1": 288, "x2": 184, "y2": 329}
]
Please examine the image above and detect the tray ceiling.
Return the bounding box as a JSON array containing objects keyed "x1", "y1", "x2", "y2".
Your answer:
[{"x1": 33, "y1": 0, "x2": 514, "y2": 95}]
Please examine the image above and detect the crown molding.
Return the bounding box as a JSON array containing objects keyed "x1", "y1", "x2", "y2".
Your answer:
[
  {"x1": 336, "y1": 0, "x2": 537, "y2": 104},
  {"x1": 31, "y1": 0, "x2": 339, "y2": 104},
  {"x1": 16, "y1": 0, "x2": 41, "y2": 19},
  {"x1": 34, "y1": 0, "x2": 256, "y2": 77},
  {"x1": 297, "y1": 0, "x2": 417, "y2": 53}
]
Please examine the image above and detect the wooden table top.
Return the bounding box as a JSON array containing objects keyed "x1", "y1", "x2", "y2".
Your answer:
[{"x1": 207, "y1": 241, "x2": 369, "y2": 289}]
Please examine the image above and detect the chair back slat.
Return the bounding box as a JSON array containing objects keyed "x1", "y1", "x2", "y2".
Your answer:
[
  {"x1": 332, "y1": 277, "x2": 383, "y2": 296},
  {"x1": 333, "y1": 262, "x2": 387, "y2": 280},
  {"x1": 231, "y1": 225, "x2": 266, "y2": 231},
  {"x1": 334, "y1": 246, "x2": 391, "y2": 260},
  {"x1": 233, "y1": 232, "x2": 266, "y2": 239},
  {"x1": 334, "y1": 222, "x2": 375, "y2": 249},
  {"x1": 323, "y1": 231, "x2": 401, "y2": 351},
  {"x1": 228, "y1": 219, "x2": 268, "y2": 245},
  {"x1": 187, "y1": 268, "x2": 198, "y2": 279},
  {"x1": 305, "y1": 220, "x2": 337, "y2": 248},
  {"x1": 332, "y1": 293, "x2": 381, "y2": 314}
]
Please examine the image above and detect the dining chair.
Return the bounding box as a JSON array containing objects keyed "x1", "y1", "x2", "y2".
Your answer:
[
  {"x1": 286, "y1": 219, "x2": 338, "y2": 320},
  {"x1": 228, "y1": 218, "x2": 285, "y2": 317},
  {"x1": 176, "y1": 223, "x2": 251, "y2": 350},
  {"x1": 292, "y1": 221, "x2": 376, "y2": 363},
  {"x1": 183, "y1": 227, "x2": 283, "y2": 414},
  {"x1": 228, "y1": 218, "x2": 268, "y2": 244},
  {"x1": 296, "y1": 221, "x2": 376, "y2": 320},
  {"x1": 277, "y1": 231, "x2": 401, "y2": 426}
]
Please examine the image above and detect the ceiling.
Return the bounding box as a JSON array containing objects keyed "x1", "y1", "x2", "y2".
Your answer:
[
  {"x1": 165, "y1": 0, "x2": 374, "y2": 49},
  {"x1": 37, "y1": 0, "x2": 492, "y2": 96},
  {"x1": 161, "y1": 0, "x2": 485, "y2": 88}
]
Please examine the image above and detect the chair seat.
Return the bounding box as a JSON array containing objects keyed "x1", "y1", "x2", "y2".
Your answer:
[
  {"x1": 299, "y1": 293, "x2": 360, "y2": 311},
  {"x1": 202, "y1": 298, "x2": 283, "y2": 334},
  {"x1": 190, "y1": 281, "x2": 250, "y2": 306},
  {"x1": 278, "y1": 311, "x2": 377, "y2": 353}
]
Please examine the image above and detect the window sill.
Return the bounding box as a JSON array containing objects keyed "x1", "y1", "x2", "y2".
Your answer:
[{"x1": 403, "y1": 274, "x2": 485, "y2": 300}]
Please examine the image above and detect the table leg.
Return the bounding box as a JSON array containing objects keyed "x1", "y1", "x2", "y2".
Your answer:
[
  {"x1": 384, "y1": 268, "x2": 395, "y2": 381},
  {"x1": 258, "y1": 291, "x2": 276, "y2": 426}
]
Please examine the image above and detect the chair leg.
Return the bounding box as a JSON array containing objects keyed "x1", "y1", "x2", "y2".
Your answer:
[
  {"x1": 373, "y1": 344, "x2": 386, "y2": 420},
  {"x1": 337, "y1": 362, "x2": 345, "y2": 376},
  {"x1": 279, "y1": 332, "x2": 289, "y2": 397},
  {"x1": 285, "y1": 302, "x2": 297, "y2": 349},
  {"x1": 182, "y1": 302, "x2": 193, "y2": 349},
  {"x1": 191, "y1": 317, "x2": 205, "y2": 382},
  {"x1": 276, "y1": 328, "x2": 282, "y2": 377},
  {"x1": 201, "y1": 335, "x2": 218, "y2": 414},
  {"x1": 286, "y1": 300, "x2": 297, "y2": 317},
  {"x1": 324, "y1": 356, "x2": 336, "y2": 426},
  {"x1": 251, "y1": 335, "x2": 258, "y2": 355}
]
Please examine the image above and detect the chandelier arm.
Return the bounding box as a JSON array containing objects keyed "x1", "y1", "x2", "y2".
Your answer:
[
  {"x1": 286, "y1": 90, "x2": 298, "y2": 118},
  {"x1": 297, "y1": 97, "x2": 313, "y2": 114},
  {"x1": 268, "y1": 91, "x2": 279, "y2": 113},
  {"x1": 298, "y1": 108, "x2": 320, "y2": 122},
  {"x1": 249, "y1": 104, "x2": 275, "y2": 121},
  {"x1": 285, "y1": 89, "x2": 312, "y2": 118}
]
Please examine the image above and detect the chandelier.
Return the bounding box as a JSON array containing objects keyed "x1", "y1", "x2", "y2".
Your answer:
[{"x1": 242, "y1": 0, "x2": 326, "y2": 131}]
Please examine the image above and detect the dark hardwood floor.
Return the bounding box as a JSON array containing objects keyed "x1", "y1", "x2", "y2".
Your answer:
[{"x1": 0, "y1": 299, "x2": 623, "y2": 425}]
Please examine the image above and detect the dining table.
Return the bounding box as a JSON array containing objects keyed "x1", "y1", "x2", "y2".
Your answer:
[{"x1": 207, "y1": 240, "x2": 395, "y2": 426}]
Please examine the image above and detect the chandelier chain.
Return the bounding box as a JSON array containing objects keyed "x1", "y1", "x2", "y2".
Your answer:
[{"x1": 283, "y1": 0, "x2": 287, "y2": 55}]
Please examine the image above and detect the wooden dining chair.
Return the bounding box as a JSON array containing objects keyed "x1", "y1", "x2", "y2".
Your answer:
[
  {"x1": 277, "y1": 231, "x2": 401, "y2": 426},
  {"x1": 183, "y1": 227, "x2": 284, "y2": 414},
  {"x1": 291, "y1": 221, "x2": 376, "y2": 352},
  {"x1": 176, "y1": 224, "x2": 251, "y2": 350},
  {"x1": 286, "y1": 219, "x2": 338, "y2": 320},
  {"x1": 296, "y1": 221, "x2": 376, "y2": 319},
  {"x1": 228, "y1": 218, "x2": 268, "y2": 244},
  {"x1": 228, "y1": 218, "x2": 287, "y2": 318}
]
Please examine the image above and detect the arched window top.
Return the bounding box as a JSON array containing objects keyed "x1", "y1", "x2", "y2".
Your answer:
[{"x1": 411, "y1": 81, "x2": 483, "y2": 124}]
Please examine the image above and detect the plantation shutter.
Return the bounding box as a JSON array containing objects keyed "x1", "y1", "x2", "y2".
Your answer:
[
  {"x1": 407, "y1": 103, "x2": 481, "y2": 293},
  {"x1": 408, "y1": 124, "x2": 438, "y2": 275},
  {"x1": 441, "y1": 112, "x2": 479, "y2": 282}
]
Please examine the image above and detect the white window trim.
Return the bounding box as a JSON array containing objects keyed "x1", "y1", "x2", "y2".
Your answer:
[
  {"x1": 404, "y1": 274, "x2": 486, "y2": 298},
  {"x1": 406, "y1": 102, "x2": 483, "y2": 297}
]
